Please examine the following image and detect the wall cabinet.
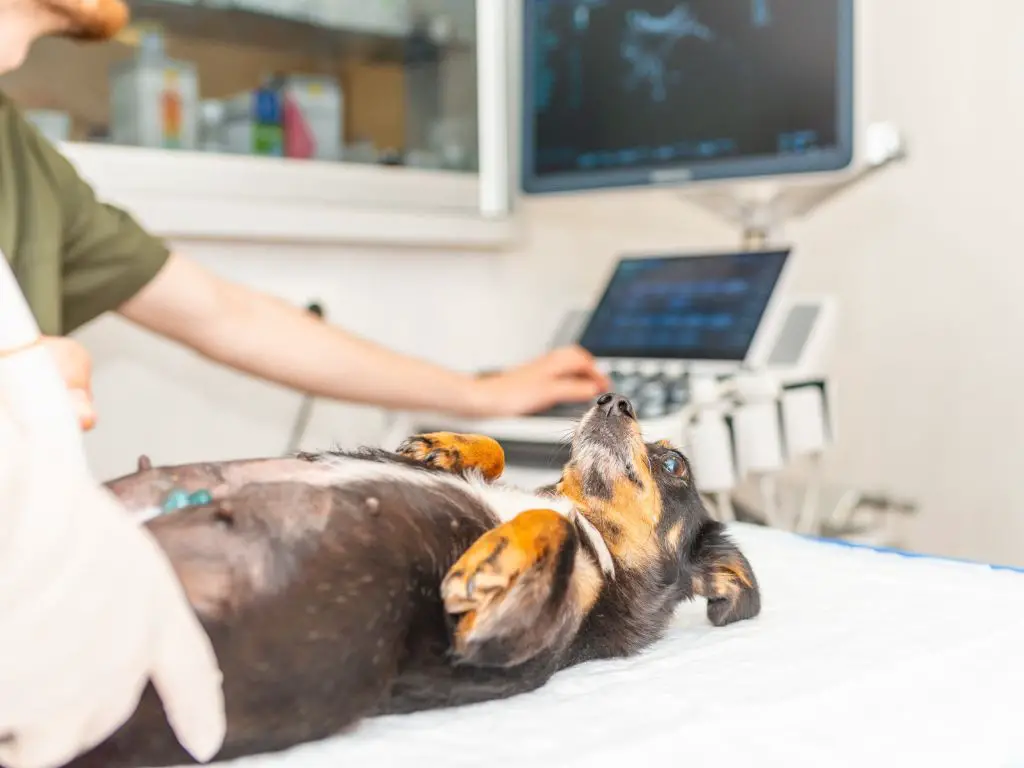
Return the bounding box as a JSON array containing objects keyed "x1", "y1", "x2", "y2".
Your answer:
[{"x1": 0, "y1": 0, "x2": 514, "y2": 248}]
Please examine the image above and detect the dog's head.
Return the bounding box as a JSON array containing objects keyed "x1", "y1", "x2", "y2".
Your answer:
[{"x1": 555, "y1": 393, "x2": 705, "y2": 581}]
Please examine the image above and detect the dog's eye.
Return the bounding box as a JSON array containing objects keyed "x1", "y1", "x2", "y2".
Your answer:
[{"x1": 661, "y1": 453, "x2": 685, "y2": 477}]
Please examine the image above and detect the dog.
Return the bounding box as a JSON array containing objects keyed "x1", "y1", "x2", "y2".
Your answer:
[{"x1": 67, "y1": 393, "x2": 760, "y2": 768}]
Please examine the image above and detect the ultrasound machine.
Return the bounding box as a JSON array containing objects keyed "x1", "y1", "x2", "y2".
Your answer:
[
  {"x1": 391, "y1": 246, "x2": 838, "y2": 520},
  {"x1": 535, "y1": 248, "x2": 794, "y2": 423},
  {"x1": 392, "y1": 0, "x2": 905, "y2": 533}
]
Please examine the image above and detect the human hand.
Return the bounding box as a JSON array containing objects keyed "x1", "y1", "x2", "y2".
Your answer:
[
  {"x1": 463, "y1": 345, "x2": 612, "y2": 418},
  {"x1": 40, "y1": 335, "x2": 96, "y2": 431},
  {"x1": 0, "y1": 344, "x2": 225, "y2": 768}
]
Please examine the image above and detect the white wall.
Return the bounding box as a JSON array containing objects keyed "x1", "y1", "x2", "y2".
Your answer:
[
  {"x1": 780, "y1": 0, "x2": 1024, "y2": 566},
  {"x1": 77, "y1": 0, "x2": 1024, "y2": 567},
  {"x1": 76, "y1": 192, "x2": 731, "y2": 476}
]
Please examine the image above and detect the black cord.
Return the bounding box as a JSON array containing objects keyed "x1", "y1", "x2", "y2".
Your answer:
[{"x1": 284, "y1": 300, "x2": 324, "y2": 455}]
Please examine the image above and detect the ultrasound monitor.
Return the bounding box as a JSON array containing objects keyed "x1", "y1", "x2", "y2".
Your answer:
[
  {"x1": 577, "y1": 249, "x2": 790, "y2": 367},
  {"x1": 521, "y1": 0, "x2": 855, "y2": 194}
]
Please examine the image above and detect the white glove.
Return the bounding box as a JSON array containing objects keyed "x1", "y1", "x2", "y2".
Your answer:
[{"x1": 0, "y1": 259, "x2": 226, "y2": 768}]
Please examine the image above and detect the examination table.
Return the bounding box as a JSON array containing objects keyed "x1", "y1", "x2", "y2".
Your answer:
[{"x1": 169, "y1": 522, "x2": 1024, "y2": 768}]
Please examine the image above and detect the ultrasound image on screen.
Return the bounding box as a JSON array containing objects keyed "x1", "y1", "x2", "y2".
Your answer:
[
  {"x1": 578, "y1": 251, "x2": 789, "y2": 361},
  {"x1": 528, "y1": 0, "x2": 843, "y2": 177}
]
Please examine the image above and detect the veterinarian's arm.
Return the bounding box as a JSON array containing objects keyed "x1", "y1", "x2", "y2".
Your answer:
[{"x1": 118, "y1": 253, "x2": 608, "y2": 417}]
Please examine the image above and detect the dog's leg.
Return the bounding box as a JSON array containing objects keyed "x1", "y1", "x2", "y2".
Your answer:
[
  {"x1": 397, "y1": 432, "x2": 505, "y2": 482},
  {"x1": 690, "y1": 520, "x2": 761, "y2": 627},
  {"x1": 441, "y1": 508, "x2": 603, "y2": 668}
]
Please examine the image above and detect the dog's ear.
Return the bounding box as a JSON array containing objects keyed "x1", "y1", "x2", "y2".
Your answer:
[{"x1": 689, "y1": 521, "x2": 761, "y2": 627}]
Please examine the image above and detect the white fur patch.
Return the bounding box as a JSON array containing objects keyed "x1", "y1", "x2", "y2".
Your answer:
[
  {"x1": 569, "y1": 509, "x2": 616, "y2": 578},
  {"x1": 315, "y1": 456, "x2": 617, "y2": 578},
  {"x1": 465, "y1": 472, "x2": 616, "y2": 579}
]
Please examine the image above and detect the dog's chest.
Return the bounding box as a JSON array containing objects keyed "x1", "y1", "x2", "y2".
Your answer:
[
  {"x1": 467, "y1": 478, "x2": 574, "y2": 523},
  {"x1": 315, "y1": 457, "x2": 614, "y2": 577}
]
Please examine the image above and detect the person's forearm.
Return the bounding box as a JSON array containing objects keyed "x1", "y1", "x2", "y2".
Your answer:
[
  {"x1": 120, "y1": 253, "x2": 605, "y2": 420},
  {"x1": 178, "y1": 279, "x2": 485, "y2": 415}
]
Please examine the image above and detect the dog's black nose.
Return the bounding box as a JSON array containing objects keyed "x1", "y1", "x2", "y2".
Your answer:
[{"x1": 597, "y1": 393, "x2": 635, "y2": 420}]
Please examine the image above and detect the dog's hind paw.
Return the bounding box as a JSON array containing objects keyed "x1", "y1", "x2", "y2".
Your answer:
[
  {"x1": 396, "y1": 432, "x2": 505, "y2": 481},
  {"x1": 441, "y1": 508, "x2": 582, "y2": 668}
]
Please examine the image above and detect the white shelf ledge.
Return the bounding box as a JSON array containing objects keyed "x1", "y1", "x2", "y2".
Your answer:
[{"x1": 58, "y1": 143, "x2": 519, "y2": 251}]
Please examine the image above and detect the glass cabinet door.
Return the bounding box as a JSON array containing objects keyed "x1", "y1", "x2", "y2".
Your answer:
[{"x1": 1, "y1": 0, "x2": 480, "y2": 173}]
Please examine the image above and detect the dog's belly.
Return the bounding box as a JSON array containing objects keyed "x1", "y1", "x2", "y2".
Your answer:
[
  {"x1": 71, "y1": 470, "x2": 502, "y2": 768},
  {"x1": 105, "y1": 456, "x2": 369, "y2": 514}
]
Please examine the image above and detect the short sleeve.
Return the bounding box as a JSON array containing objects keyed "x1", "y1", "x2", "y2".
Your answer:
[{"x1": 17, "y1": 115, "x2": 170, "y2": 332}]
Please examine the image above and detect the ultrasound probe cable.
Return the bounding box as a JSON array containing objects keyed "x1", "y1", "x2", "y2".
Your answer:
[{"x1": 284, "y1": 301, "x2": 325, "y2": 455}]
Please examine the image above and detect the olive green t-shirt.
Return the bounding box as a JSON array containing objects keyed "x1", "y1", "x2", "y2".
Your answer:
[{"x1": 0, "y1": 91, "x2": 170, "y2": 335}]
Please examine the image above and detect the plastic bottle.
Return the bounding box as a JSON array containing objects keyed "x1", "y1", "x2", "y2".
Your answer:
[{"x1": 252, "y1": 74, "x2": 284, "y2": 156}]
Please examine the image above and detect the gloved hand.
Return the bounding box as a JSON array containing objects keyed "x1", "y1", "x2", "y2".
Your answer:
[
  {"x1": 0, "y1": 261, "x2": 225, "y2": 768},
  {"x1": 40, "y1": 336, "x2": 97, "y2": 431}
]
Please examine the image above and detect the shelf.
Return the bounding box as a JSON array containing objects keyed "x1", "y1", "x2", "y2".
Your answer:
[
  {"x1": 59, "y1": 142, "x2": 518, "y2": 250},
  {"x1": 122, "y1": 0, "x2": 475, "y2": 62}
]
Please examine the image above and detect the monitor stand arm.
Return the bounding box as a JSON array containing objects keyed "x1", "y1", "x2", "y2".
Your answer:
[{"x1": 679, "y1": 122, "x2": 909, "y2": 248}]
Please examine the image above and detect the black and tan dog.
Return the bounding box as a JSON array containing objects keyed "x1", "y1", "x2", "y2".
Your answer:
[{"x1": 69, "y1": 393, "x2": 760, "y2": 768}]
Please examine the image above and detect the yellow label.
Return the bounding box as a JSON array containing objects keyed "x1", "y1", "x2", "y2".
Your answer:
[
  {"x1": 163, "y1": 68, "x2": 179, "y2": 85},
  {"x1": 112, "y1": 24, "x2": 142, "y2": 47}
]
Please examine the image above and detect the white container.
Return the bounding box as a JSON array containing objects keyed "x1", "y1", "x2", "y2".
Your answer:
[
  {"x1": 281, "y1": 75, "x2": 343, "y2": 161},
  {"x1": 109, "y1": 36, "x2": 199, "y2": 150},
  {"x1": 198, "y1": 99, "x2": 226, "y2": 153},
  {"x1": 223, "y1": 117, "x2": 256, "y2": 156},
  {"x1": 221, "y1": 91, "x2": 258, "y2": 156}
]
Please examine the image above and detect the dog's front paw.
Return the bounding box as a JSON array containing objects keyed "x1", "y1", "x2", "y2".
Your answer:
[
  {"x1": 396, "y1": 432, "x2": 505, "y2": 481},
  {"x1": 441, "y1": 508, "x2": 579, "y2": 667}
]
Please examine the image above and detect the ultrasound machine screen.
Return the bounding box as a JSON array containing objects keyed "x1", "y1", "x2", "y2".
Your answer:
[
  {"x1": 578, "y1": 250, "x2": 789, "y2": 362},
  {"x1": 521, "y1": 0, "x2": 854, "y2": 192}
]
